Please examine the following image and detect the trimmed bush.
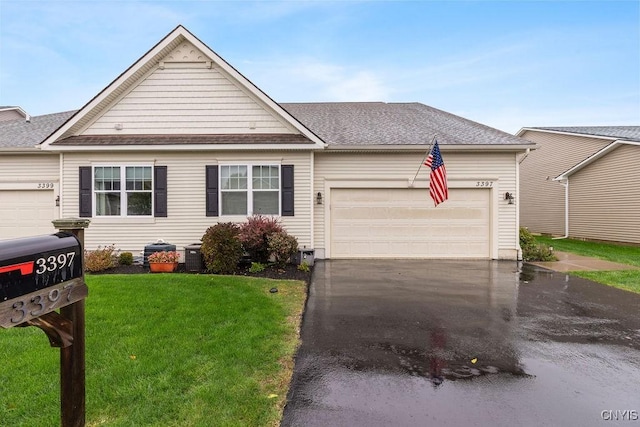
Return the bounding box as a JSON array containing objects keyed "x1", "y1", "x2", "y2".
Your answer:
[
  {"x1": 201, "y1": 223, "x2": 243, "y2": 274},
  {"x1": 118, "y1": 251, "x2": 134, "y2": 266},
  {"x1": 239, "y1": 215, "x2": 284, "y2": 263},
  {"x1": 268, "y1": 231, "x2": 299, "y2": 267},
  {"x1": 85, "y1": 245, "x2": 117, "y2": 272},
  {"x1": 249, "y1": 262, "x2": 266, "y2": 273},
  {"x1": 520, "y1": 227, "x2": 557, "y2": 262}
]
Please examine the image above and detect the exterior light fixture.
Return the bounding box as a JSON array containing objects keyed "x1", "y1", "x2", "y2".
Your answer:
[
  {"x1": 55, "y1": 195, "x2": 60, "y2": 207},
  {"x1": 316, "y1": 192, "x2": 323, "y2": 205},
  {"x1": 505, "y1": 192, "x2": 515, "y2": 205}
]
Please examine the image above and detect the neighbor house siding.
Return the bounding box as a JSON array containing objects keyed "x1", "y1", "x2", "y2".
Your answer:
[
  {"x1": 61, "y1": 151, "x2": 311, "y2": 254},
  {"x1": 313, "y1": 151, "x2": 519, "y2": 259},
  {"x1": 569, "y1": 144, "x2": 640, "y2": 244},
  {"x1": 0, "y1": 110, "x2": 25, "y2": 122},
  {"x1": 519, "y1": 130, "x2": 610, "y2": 235},
  {"x1": 81, "y1": 63, "x2": 295, "y2": 136}
]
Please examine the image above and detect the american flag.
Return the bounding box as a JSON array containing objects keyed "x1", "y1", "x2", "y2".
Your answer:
[{"x1": 424, "y1": 141, "x2": 448, "y2": 206}]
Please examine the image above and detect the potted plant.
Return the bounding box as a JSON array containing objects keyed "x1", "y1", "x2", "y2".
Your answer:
[{"x1": 148, "y1": 250, "x2": 180, "y2": 273}]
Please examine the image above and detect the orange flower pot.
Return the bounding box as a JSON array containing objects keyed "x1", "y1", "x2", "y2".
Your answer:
[{"x1": 149, "y1": 262, "x2": 178, "y2": 273}]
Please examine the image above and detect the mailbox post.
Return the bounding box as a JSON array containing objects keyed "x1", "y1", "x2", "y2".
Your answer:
[
  {"x1": 54, "y1": 218, "x2": 90, "y2": 427},
  {"x1": 0, "y1": 218, "x2": 89, "y2": 427}
]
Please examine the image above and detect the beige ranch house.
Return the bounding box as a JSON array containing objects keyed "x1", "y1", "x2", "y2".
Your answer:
[{"x1": 0, "y1": 25, "x2": 535, "y2": 260}]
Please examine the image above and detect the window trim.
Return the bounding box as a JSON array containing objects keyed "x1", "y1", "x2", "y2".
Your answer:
[
  {"x1": 92, "y1": 164, "x2": 154, "y2": 217},
  {"x1": 219, "y1": 163, "x2": 281, "y2": 217}
]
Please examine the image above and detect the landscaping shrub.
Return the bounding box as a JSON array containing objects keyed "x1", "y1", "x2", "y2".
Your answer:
[
  {"x1": 85, "y1": 245, "x2": 117, "y2": 272},
  {"x1": 249, "y1": 262, "x2": 266, "y2": 273},
  {"x1": 118, "y1": 251, "x2": 134, "y2": 266},
  {"x1": 297, "y1": 261, "x2": 311, "y2": 273},
  {"x1": 268, "y1": 231, "x2": 299, "y2": 267},
  {"x1": 520, "y1": 227, "x2": 557, "y2": 262},
  {"x1": 239, "y1": 215, "x2": 284, "y2": 263},
  {"x1": 201, "y1": 223, "x2": 243, "y2": 274}
]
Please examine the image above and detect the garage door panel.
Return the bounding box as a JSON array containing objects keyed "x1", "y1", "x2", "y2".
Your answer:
[
  {"x1": 330, "y1": 188, "x2": 490, "y2": 258},
  {"x1": 0, "y1": 190, "x2": 56, "y2": 240}
]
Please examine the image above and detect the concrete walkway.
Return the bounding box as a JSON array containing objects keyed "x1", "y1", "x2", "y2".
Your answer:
[{"x1": 529, "y1": 251, "x2": 640, "y2": 272}]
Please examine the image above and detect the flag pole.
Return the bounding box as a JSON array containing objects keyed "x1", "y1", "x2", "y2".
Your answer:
[{"x1": 409, "y1": 134, "x2": 438, "y2": 186}]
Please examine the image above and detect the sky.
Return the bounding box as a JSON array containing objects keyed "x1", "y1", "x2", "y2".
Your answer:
[{"x1": 0, "y1": 0, "x2": 638, "y2": 134}]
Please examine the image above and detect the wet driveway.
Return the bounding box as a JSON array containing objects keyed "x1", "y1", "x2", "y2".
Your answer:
[{"x1": 282, "y1": 260, "x2": 640, "y2": 426}]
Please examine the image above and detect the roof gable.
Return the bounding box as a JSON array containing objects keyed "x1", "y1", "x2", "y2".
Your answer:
[
  {"x1": 555, "y1": 140, "x2": 640, "y2": 180},
  {"x1": 41, "y1": 25, "x2": 324, "y2": 149}
]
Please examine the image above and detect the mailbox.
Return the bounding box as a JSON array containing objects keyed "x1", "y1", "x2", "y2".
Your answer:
[{"x1": 0, "y1": 232, "x2": 82, "y2": 302}]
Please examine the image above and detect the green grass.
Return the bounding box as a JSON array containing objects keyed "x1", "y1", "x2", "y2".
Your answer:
[
  {"x1": 0, "y1": 274, "x2": 307, "y2": 426},
  {"x1": 536, "y1": 236, "x2": 640, "y2": 294}
]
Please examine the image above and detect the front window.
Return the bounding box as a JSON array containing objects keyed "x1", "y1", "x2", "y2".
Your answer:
[
  {"x1": 220, "y1": 165, "x2": 279, "y2": 215},
  {"x1": 94, "y1": 166, "x2": 152, "y2": 216}
]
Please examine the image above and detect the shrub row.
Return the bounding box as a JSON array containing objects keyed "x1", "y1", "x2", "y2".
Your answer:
[
  {"x1": 84, "y1": 246, "x2": 134, "y2": 273},
  {"x1": 201, "y1": 215, "x2": 299, "y2": 274}
]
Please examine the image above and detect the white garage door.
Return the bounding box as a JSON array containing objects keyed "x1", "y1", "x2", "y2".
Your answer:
[
  {"x1": 0, "y1": 190, "x2": 56, "y2": 240},
  {"x1": 330, "y1": 188, "x2": 490, "y2": 258}
]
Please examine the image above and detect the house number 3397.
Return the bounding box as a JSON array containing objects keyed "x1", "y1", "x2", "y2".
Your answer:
[{"x1": 35, "y1": 252, "x2": 76, "y2": 274}]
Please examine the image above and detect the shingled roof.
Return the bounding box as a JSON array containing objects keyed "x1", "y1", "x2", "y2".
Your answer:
[
  {"x1": 529, "y1": 126, "x2": 640, "y2": 143},
  {"x1": 0, "y1": 111, "x2": 76, "y2": 149},
  {"x1": 1, "y1": 103, "x2": 533, "y2": 149},
  {"x1": 281, "y1": 102, "x2": 531, "y2": 146}
]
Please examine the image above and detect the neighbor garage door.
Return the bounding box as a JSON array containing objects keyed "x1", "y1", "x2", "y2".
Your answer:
[
  {"x1": 0, "y1": 190, "x2": 56, "y2": 240},
  {"x1": 330, "y1": 188, "x2": 490, "y2": 258}
]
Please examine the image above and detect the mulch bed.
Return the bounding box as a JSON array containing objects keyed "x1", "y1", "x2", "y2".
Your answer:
[{"x1": 89, "y1": 262, "x2": 312, "y2": 284}]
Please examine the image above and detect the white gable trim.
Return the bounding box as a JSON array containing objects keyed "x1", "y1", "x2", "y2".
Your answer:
[
  {"x1": 516, "y1": 127, "x2": 618, "y2": 141},
  {"x1": 41, "y1": 25, "x2": 326, "y2": 150}
]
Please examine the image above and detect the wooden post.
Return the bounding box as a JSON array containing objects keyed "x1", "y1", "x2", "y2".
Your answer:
[{"x1": 53, "y1": 218, "x2": 90, "y2": 427}]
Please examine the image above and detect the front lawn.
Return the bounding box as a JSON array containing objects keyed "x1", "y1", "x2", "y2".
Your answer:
[
  {"x1": 536, "y1": 236, "x2": 640, "y2": 294},
  {"x1": 0, "y1": 274, "x2": 307, "y2": 426}
]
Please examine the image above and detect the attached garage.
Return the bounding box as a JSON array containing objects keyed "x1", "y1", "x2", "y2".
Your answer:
[
  {"x1": 0, "y1": 189, "x2": 57, "y2": 240},
  {"x1": 330, "y1": 187, "x2": 491, "y2": 258}
]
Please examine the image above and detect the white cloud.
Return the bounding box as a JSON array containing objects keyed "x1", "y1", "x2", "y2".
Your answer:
[{"x1": 240, "y1": 57, "x2": 391, "y2": 102}]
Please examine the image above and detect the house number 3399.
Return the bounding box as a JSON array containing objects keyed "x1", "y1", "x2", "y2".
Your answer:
[{"x1": 37, "y1": 182, "x2": 54, "y2": 189}]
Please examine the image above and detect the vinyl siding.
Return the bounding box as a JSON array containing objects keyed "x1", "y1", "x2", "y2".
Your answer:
[
  {"x1": 83, "y1": 63, "x2": 294, "y2": 135},
  {"x1": 313, "y1": 151, "x2": 519, "y2": 259},
  {"x1": 0, "y1": 153, "x2": 59, "y2": 182},
  {"x1": 519, "y1": 130, "x2": 609, "y2": 235},
  {"x1": 569, "y1": 144, "x2": 640, "y2": 244},
  {"x1": 0, "y1": 110, "x2": 25, "y2": 122},
  {"x1": 61, "y1": 152, "x2": 311, "y2": 254}
]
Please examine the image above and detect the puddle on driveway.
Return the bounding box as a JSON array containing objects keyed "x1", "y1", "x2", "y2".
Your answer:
[{"x1": 282, "y1": 260, "x2": 640, "y2": 427}]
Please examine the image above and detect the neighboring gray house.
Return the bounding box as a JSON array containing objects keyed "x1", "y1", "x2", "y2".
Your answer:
[
  {"x1": 1, "y1": 25, "x2": 535, "y2": 260},
  {"x1": 0, "y1": 106, "x2": 29, "y2": 122},
  {"x1": 517, "y1": 126, "x2": 640, "y2": 244}
]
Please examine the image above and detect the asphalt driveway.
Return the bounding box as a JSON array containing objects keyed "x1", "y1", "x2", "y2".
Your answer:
[{"x1": 282, "y1": 260, "x2": 640, "y2": 427}]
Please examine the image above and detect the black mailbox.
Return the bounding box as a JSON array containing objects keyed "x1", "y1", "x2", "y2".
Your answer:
[{"x1": 0, "y1": 232, "x2": 82, "y2": 302}]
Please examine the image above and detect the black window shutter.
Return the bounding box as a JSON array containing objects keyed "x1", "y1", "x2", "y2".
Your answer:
[
  {"x1": 281, "y1": 165, "x2": 294, "y2": 216},
  {"x1": 79, "y1": 166, "x2": 92, "y2": 217},
  {"x1": 154, "y1": 166, "x2": 168, "y2": 217},
  {"x1": 206, "y1": 165, "x2": 219, "y2": 217}
]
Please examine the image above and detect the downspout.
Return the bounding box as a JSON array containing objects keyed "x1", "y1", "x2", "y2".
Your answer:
[
  {"x1": 515, "y1": 148, "x2": 530, "y2": 260},
  {"x1": 553, "y1": 177, "x2": 569, "y2": 239}
]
